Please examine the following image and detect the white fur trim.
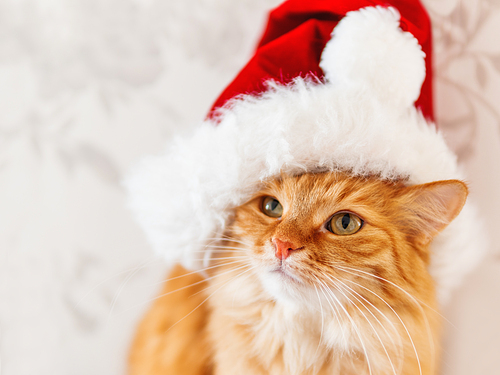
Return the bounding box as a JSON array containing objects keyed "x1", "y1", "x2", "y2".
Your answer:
[{"x1": 125, "y1": 7, "x2": 486, "y2": 305}]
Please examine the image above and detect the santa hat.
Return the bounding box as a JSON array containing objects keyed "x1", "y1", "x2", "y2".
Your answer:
[{"x1": 125, "y1": 0, "x2": 486, "y2": 304}]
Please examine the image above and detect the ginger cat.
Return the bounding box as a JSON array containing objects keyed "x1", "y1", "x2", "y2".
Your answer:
[{"x1": 129, "y1": 172, "x2": 468, "y2": 375}]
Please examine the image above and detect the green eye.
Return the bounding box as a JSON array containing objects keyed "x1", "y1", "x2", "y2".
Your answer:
[
  {"x1": 328, "y1": 212, "x2": 363, "y2": 235},
  {"x1": 262, "y1": 197, "x2": 283, "y2": 218}
]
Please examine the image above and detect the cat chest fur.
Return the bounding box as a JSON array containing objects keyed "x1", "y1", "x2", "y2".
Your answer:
[
  {"x1": 205, "y1": 266, "x2": 424, "y2": 375},
  {"x1": 207, "y1": 273, "x2": 345, "y2": 375}
]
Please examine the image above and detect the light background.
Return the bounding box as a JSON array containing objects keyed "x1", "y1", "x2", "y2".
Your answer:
[{"x1": 0, "y1": 0, "x2": 499, "y2": 374}]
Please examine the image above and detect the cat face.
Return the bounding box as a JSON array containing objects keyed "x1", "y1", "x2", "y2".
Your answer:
[{"x1": 225, "y1": 172, "x2": 467, "y2": 308}]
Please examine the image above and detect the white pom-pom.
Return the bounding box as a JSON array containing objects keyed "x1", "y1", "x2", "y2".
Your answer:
[{"x1": 320, "y1": 6, "x2": 426, "y2": 111}]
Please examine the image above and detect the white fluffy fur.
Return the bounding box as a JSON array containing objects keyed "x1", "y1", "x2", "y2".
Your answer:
[
  {"x1": 321, "y1": 7, "x2": 425, "y2": 111},
  {"x1": 125, "y1": 7, "x2": 486, "y2": 304}
]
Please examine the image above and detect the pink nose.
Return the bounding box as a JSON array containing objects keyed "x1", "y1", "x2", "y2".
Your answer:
[{"x1": 272, "y1": 238, "x2": 302, "y2": 260}]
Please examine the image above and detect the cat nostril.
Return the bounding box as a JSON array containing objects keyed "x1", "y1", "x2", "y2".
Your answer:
[{"x1": 272, "y1": 238, "x2": 302, "y2": 260}]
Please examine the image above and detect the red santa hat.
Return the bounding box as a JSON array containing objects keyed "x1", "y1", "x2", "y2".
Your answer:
[
  {"x1": 126, "y1": 0, "x2": 486, "y2": 304},
  {"x1": 209, "y1": 0, "x2": 434, "y2": 121}
]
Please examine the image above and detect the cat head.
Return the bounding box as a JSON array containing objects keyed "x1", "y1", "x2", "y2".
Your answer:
[{"x1": 225, "y1": 172, "x2": 467, "y2": 307}]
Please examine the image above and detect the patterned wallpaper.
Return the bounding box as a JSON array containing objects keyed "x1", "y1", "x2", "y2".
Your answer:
[
  {"x1": 426, "y1": 0, "x2": 500, "y2": 374},
  {"x1": 0, "y1": 0, "x2": 498, "y2": 374}
]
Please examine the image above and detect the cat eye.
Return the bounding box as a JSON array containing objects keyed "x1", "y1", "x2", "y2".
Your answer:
[
  {"x1": 327, "y1": 212, "x2": 363, "y2": 235},
  {"x1": 261, "y1": 196, "x2": 283, "y2": 218}
]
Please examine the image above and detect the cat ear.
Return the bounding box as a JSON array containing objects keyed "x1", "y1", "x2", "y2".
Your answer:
[{"x1": 398, "y1": 180, "x2": 468, "y2": 245}]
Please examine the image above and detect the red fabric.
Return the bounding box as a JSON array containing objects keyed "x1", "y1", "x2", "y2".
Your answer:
[{"x1": 209, "y1": 0, "x2": 434, "y2": 122}]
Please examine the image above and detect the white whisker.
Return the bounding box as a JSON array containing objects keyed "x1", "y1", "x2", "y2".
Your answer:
[
  {"x1": 194, "y1": 247, "x2": 247, "y2": 252},
  {"x1": 312, "y1": 283, "x2": 326, "y2": 360},
  {"x1": 324, "y1": 274, "x2": 398, "y2": 375},
  {"x1": 188, "y1": 263, "x2": 254, "y2": 299},
  {"x1": 332, "y1": 276, "x2": 404, "y2": 374},
  {"x1": 314, "y1": 275, "x2": 373, "y2": 375},
  {"x1": 189, "y1": 256, "x2": 248, "y2": 261},
  {"x1": 205, "y1": 236, "x2": 253, "y2": 247},
  {"x1": 118, "y1": 262, "x2": 251, "y2": 315},
  {"x1": 335, "y1": 265, "x2": 427, "y2": 375},
  {"x1": 106, "y1": 255, "x2": 158, "y2": 326},
  {"x1": 314, "y1": 275, "x2": 346, "y2": 344},
  {"x1": 75, "y1": 255, "x2": 160, "y2": 308},
  {"x1": 166, "y1": 265, "x2": 257, "y2": 333},
  {"x1": 147, "y1": 259, "x2": 249, "y2": 287}
]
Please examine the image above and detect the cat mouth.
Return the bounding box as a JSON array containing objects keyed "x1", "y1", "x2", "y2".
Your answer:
[{"x1": 270, "y1": 265, "x2": 302, "y2": 283}]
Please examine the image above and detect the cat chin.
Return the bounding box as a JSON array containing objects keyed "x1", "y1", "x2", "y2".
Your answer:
[
  {"x1": 255, "y1": 268, "x2": 358, "y2": 352},
  {"x1": 257, "y1": 268, "x2": 325, "y2": 310}
]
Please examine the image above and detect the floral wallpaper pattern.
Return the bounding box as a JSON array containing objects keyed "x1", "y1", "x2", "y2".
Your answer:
[{"x1": 0, "y1": 0, "x2": 498, "y2": 374}]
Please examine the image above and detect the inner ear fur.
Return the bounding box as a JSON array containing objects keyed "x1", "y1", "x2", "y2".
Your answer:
[{"x1": 397, "y1": 180, "x2": 468, "y2": 245}]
